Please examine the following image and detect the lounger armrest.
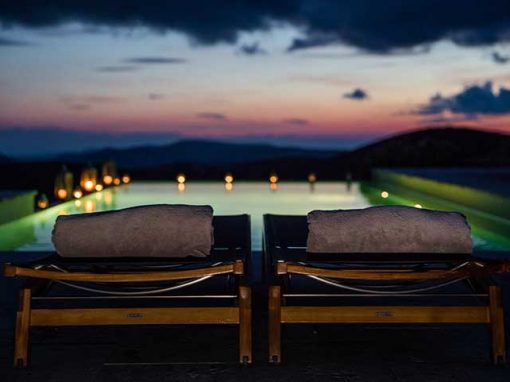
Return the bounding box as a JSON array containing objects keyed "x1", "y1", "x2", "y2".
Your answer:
[{"x1": 4, "y1": 261, "x2": 245, "y2": 283}]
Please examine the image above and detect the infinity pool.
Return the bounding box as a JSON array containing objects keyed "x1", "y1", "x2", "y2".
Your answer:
[{"x1": 1, "y1": 181, "x2": 509, "y2": 252}]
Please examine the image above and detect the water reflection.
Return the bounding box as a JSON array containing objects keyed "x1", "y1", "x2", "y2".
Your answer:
[{"x1": 84, "y1": 200, "x2": 96, "y2": 213}]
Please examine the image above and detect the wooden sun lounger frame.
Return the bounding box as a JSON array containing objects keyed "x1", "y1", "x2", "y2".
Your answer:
[
  {"x1": 264, "y1": 214, "x2": 509, "y2": 365},
  {"x1": 5, "y1": 261, "x2": 252, "y2": 367},
  {"x1": 4, "y1": 214, "x2": 253, "y2": 367}
]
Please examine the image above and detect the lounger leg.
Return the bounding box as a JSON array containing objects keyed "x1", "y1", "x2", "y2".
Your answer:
[
  {"x1": 14, "y1": 288, "x2": 31, "y2": 367},
  {"x1": 489, "y1": 286, "x2": 506, "y2": 365},
  {"x1": 268, "y1": 285, "x2": 281, "y2": 364},
  {"x1": 239, "y1": 285, "x2": 252, "y2": 365}
]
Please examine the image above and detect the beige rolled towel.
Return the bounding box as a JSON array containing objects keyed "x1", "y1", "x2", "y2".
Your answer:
[
  {"x1": 307, "y1": 206, "x2": 472, "y2": 254},
  {"x1": 52, "y1": 204, "x2": 214, "y2": 258}
]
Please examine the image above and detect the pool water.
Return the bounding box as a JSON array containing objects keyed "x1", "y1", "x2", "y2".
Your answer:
[{"x1": 0, "y1": 181, "x2": 509, "y2": 252}]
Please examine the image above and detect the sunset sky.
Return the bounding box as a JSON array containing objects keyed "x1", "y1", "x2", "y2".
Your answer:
[{"x1": 1, "y1": 1, "x2": 510, "y2": 154}]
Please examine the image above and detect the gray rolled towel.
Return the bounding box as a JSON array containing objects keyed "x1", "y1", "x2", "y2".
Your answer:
[
  {"x1": 307, "y1": 206, "x2": 472, "y2": 254},
  {"x1": 52, "y1": 204, "x2": 214, "y2": 258}
]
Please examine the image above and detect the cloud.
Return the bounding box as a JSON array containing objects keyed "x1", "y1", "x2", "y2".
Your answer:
[
  {"x1": 238, "y1": 42, "x2": 266, "y2": 55},
  {"x1": 417, "y1": 81, "x2": 510, "y2": 116},
  {"x1": 282, "y1": 118, "x2": 309, "y2": 126},
  {"x1": 95, "y1": 65, "x2": 137, "y2": 72},
  {"x1": 81, "y1": 95, "x2": 124, "y2": 103},
  {"x1": 68, "y1": 104, "x2": 91, "y2": 111},
  {"x1": 343, "y1": 88, "x2": 369, "y2": 100},
  {"x1": 148, "y1": 93, "x2": 165, "y2": 100},
  {"x1": 492, "y1": 51, "x2": 509, "y2": 64},
  {"x1": 60, "y1": 95, "x2": 124, "y2": 110},
  {"x1": 2, "y1": 2, "x2": 510, "y2": 53},
  {"x1": 418, "y1": 115, "x2": 478, "y2": 126},
  {"x1": 124, "y1": 56, "x2": 187, "y2": 64},
  {"x1": 196, "y1": 112, "x2": 228, "y2": 121},
  {"x1": 0, "y1": 37, "x2": 33, "y2": 46}
]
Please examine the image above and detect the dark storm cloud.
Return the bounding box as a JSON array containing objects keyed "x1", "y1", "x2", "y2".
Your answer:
[
  {"x1": 343, "y1": 88, "x2": 369, "y2": 100},
  {"x1": 238, "y1": 42, "x2": 266, "y2": 55},
  {"x1": 287, "y1": 35, "x2": 339, "y2": 52},
  {"x1": 0, "y1": 37, "x2": 33, "y2": 46},
  {"x1": 1, "y1": 1, "x2": 510, "y2": 53},
  {"x1": 492, "y1": 51, "x2": 509, "y2": 64},
  {"x1": 282, "y1": 118, "x2": 309, "y2": 126},
  {"x1": 124, "y1": 56, "x2": 187, "y2": 64},
  {"x1": 196, "y1": 112, "x2": 228, "y2": 121},
  {"x1": 95, "y1": 65, "x2": 138, "y2": 72},
  {"x1": 418, "y1": 82, "x2": 510, "y2": 116}
]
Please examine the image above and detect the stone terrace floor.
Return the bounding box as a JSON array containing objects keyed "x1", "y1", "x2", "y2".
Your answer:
[{"x1": 1, "y1": 252, "x2": 510, "y2": 381}]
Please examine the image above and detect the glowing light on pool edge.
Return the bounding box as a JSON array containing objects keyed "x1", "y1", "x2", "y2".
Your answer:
[
  {"x1": 84, "y1": 180, "x2": 94, "y2": 192},
  {"x1": 177, "y1": 174, "x2": 186, "y2": 184},
  {"x1": 73, "y1": 188, "x2": 83, "y2": 199},
  {"x1": 37, "y1": 195, "x2": 48, "y2": 209},
  {"x1": 103, "y1": 175, "x2": 113, "y2": 185},
  {"x1": 122, "y1": 175, "x2": 131, "y2": 184},
  {"x1": 95, "y1": 184, "x2": 104, "y2": 192},
  {"x1": 269, "y1": 174, "x2": 279, "y2": 184},
  {"x1": 381, "y1": 191, "x2": 389, "y2": 199},
  {"x1": 113, "y1": 178, "x2": 121, "y2": 186},
  {"x1": 414, "y1": 204, "x2": 423, "y2": 209},
  {"x1": 224, "y1": 174, "x2": 234, "y2": 184},
  {"x1": 308, "y1": 173, "x2": 317, "y2": 183},
  {"x1": 56, "y1": 189, "x2": 67, "y2": 200}
]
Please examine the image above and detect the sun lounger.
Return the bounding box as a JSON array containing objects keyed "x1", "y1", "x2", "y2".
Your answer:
[
  {"x1": 4, "y1": 205, "x2": 252, "y2": 366},
  {"x1": 264, "y1": 207, "x2": 509, "y2": 365}
]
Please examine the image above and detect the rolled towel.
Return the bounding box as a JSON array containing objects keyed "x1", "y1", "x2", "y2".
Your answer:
[
  {"x1": 52, "y1": 204, "x2": 214, "y2": 258},
  {"x1": 307, "y1": 206, "x2": 472, "y2": 254}
]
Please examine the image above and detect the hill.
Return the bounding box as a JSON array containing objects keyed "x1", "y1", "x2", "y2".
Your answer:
[
  {"x1": 222, "y1": 127, "x2": 510, "y2": 180},
  {"x1": 345, "y1": 127, "x2": 510, "y2": 167},
  {"x1": 60, "y1": 140, "x2": 338, "y2": 168},
  {"x1": 0, "y1": 153, "x2": 11, "y2": 163}
]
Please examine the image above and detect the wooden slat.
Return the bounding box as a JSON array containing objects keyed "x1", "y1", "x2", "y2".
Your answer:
[
  {"x1": 4, "y1": 264, "x2": 236, "y2": 283},
  {"x1": 30, "y1": 307, "x2": 239, "y2": 326},
  {"x1": 488, "y1": 286, "x2": 506, "y2": 364},
  {"x1": 284, "y1": 264, "x2": 469, "y2": 281},
  {"x1": 281, "y1": 306, "x2": 490, "y2": 324},
  {"x1": 14, "y1": 288, "x2": 31, "y2": 367},
  {"x1": 268, "y1": 285, "x2": 282, "y2": 363},
  {"x1": 239, "y1": 285, "x2": 252, "y2": 364}
]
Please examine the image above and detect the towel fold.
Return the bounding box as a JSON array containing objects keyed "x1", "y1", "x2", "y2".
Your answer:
[
  {"x1": 52, "y1": 204, "x2": 214, "y2": 258},
  {"x1": 307, "y1": 206, "x2": 472, "y2": 254}
]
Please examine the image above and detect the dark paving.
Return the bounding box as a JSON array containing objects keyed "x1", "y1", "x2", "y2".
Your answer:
[{"x1": 1, "y1": 253, "x2": 510, "y2": 381}]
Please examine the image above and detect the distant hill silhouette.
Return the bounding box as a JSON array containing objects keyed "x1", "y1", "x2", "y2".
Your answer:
[
  {"x1": 1, "y1": 127, "x2": 509, "y2": 197},
  {"x1": 345, "y1": 127, "x2": 510, "y2": 167},
  {"x1": 219, "y1": 127, "x2": 510, "y2": 180},
  {"x1": 0, "y1": 153, "x2": 11, "y2": 163},
  {"x1": 59, "y1": 140, "x2": 338, "y2": 168}
]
